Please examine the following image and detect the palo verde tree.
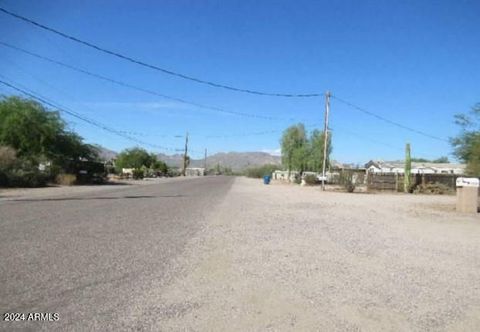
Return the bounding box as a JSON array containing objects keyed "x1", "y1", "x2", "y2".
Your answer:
[
  {"x1": 281, "y1": 124, "x2": 307, "y2": 176},
  {"x1": 0, "y1": 96, "x2": 97, "y2": 167},
  {"x1": 281, "y1": 124, "x2": 332, "y2": 177},
  {"x1": 307, "y1": 129, "x2": 332, "y2": 172},
  {"x1": 451, "y1": 103, "x2": 480, "y2": 176},
  {"x1": 115, "y1": 147, "x2": 155, "y2": 170},
  {"x1": 115, "y1": 148, "x2": 169, "y2": 174}
]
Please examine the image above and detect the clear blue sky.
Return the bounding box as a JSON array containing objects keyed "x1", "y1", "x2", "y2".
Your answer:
[{"x1": 0, "y1": 0, "x2": 479, "y2": 163}]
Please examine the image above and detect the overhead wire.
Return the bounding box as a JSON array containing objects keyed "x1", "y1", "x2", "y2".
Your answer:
[
  {"x1": 0, "y1": 78, "x2": 182, "y2": 152},
  {"x1": 331, "y1": 94, "x2": 449, "y2": 143},
  {"x1": 0, "y1": 6, "x2": 451, "y2": 153},
  {"x1": 0, "y1": 7, "x2": 321, "y2": 97},
  {"x1": 0, "y1": 41, "x2": 304, "y2": 122},
  {"x1": 0, "y1": 10, "x2": 447, "y2": 143},
  {"x1": 0, "y1": 40, "x2": 308, "y2": 121},
  {"x1": 0, "y1": 57, "x2": 205, "y2": 155}
]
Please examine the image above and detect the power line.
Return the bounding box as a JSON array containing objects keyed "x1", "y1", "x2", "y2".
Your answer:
[
  {"x1": 0, "y1": 7, "x2": 321, "y2": 98},
  {"x1": 329, "y1": 126, "x2": 403, "y2": 152},
  {"x1": 0, "y1": 41, "x2": 303, "y2": 122},
  {"x1": 330, "y1": 126, "x2": 442, "y2": 159},
  {"x1": 200, "y1": 122, "x2": 322, "y2": 139},
  {"x1": 0, "y1": 58, "x2": 190, "y2": 149},
  {"x1": 1, "y1": 54, "x2": 314, "y2": 142},
  {"x1": 0, "y1": 56, "x2": 193, "y2": 141},
  {"x1": 0, "y1": 78, "x2": 181, "y2": 152},
  {"x1": 0, "y1": 7, "x2": 451, "y2": 141},
  {"x1": 331, "y1": 94, "x2": 448, "y2": 143}
]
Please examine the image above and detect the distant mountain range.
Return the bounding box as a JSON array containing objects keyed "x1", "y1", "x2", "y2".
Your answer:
[
  {"x1": 95, "y1": 146, "x2": 281, "y2": 171},
  {"x1": 94, "y1": 145, "x2": 118, "y2": 161},
  {"x1": 157, "y1": 151, "x2": 281, "y2": 171}
]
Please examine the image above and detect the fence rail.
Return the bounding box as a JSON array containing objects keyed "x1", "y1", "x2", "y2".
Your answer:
[{"x1": 366, "y1": 173, "x2": 461, "y2": 192}]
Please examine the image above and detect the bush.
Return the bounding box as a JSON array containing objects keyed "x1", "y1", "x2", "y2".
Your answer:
[
  {"x1": 245, "y1": 164, "x2": 279, "y2": 178},
  {"x1": 132, "y1": 168, "x2": 144, "y2": 180},
  {"x1": 0, "y1": 146, "x2": 17, "y2": 169},
  {"x1": 56, "y1": 173, "x2": 77, "y2": 186},
  {"x1": 167, "y1": 168, "x2": 181, "y2": 177},
  {"x1": 339, "y1": 171, "x2": 355, "y2": 193},
  {"x1": 0, "y1": 148, "x2": 49, "y2": 187},
  {"x1": 5, "y1": 169, "x2": 48, "y2": 187},
  {"x1": 0, "y1": 170, "x2": 8, "y2": 186},
  {"x1": 413, "y1": 182, "x2": 453, "y2": 195},
  {"x1": 303, "y1": 174, "x2": 319, "y2": 185}
]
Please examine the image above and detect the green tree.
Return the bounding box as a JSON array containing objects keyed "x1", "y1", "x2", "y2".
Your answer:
[
  {"x1": 432, "y1": 156, "x2": 449, "y2": 163},
  {"x1": 245, "y1": 164, "x2": 279, "y2": 178},
  {"x1": 281, "y1": 124, "x2": 307, "y2": 176},
  {"x1": 115, "y1": 147, "x2": 154, "y2": 171},
  {"x1": 307, "y1": 129, "x2": 332, "y2": 172},
  {"x1": 411, "y1": 156, "x2": 449, "y2": 163},
  {"x1": 451, "y1": 103, "x2": 480, "y2": 176},
  {"x1": 152, "y1": 159, "x2": 169, "y2": 174},
  {"x1": 0, "y1": 96, "x2": 97, "y2": 166}
]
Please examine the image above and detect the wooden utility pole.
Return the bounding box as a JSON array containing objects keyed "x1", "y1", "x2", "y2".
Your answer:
[
  {"x1": 404, "y1": 143, "x2": 411, "y2": 193},
  {"x1": 321, "y1": 91, "x2": 331, "y2": 191},
  {"x1": 182, "y1": 132, "x2": 189, "y2": 176},
  {"x1": 204, "y1": 148, "x2": 207, "y2": 174}
]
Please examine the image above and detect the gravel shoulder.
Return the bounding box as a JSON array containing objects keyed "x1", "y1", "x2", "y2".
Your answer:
[{"x1": 152, "y1": 177, "x2": 480, "y2": 331}]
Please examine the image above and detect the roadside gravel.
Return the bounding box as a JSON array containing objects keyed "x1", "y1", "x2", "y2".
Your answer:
[{"x1": 150, "y1": 177, "x2": 480, "y2": 331}]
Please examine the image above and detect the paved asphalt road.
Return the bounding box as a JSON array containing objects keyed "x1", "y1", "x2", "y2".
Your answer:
[{"x1": 0, "y1": 176, "x2": 233, "y2": 331}]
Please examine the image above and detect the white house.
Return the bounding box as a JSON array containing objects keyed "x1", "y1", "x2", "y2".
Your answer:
[
  {"x1": 185, "y1": 167, "x2": 205, "y2": 176},
  {"x1": 365, "y1": 160, "x2": 466, "y2": 175},
  {"x1": 122, "y1": 168, "x2": 135, "y2": 176}
]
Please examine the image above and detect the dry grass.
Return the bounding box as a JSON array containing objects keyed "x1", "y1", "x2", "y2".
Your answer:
[{"x1": 55, "y1": 173, "x2": 77, "y2": 186}]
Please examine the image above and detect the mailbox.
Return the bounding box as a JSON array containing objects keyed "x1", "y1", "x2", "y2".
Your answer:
[{"x1": 456, "y1": 177, "x2": 479, "y2": 213}]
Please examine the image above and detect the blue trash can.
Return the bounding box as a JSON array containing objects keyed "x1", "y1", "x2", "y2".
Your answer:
[{"x1": 263, "y1": 175, "x2": 271, "y2": 185}]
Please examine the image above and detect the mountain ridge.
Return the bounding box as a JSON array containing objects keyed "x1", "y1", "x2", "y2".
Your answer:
[{"x1": 94, "y1": 146, "x2": 281, "y2": 171}]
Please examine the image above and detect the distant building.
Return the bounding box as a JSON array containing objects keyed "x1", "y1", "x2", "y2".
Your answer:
[
  {"x1": 365, "y1": 160, "x2": 466, "y2": 175},
  {"x1": 122, "y1": 168, "x2": 135, "y2": 176},
  {"x1": 185, "y1": 167, "x2": 205, "y2": 176}
]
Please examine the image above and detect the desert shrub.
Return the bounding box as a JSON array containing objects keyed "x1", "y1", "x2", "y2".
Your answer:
[
  {"x1": 0, "y1": 170, "x2": 8, "y2": 186},
  {"x1": 0, "y1": 148, "x2": 49, "y2": 187},
  {"x1": 56, "y1": 173, "x2": 77, "y2": 186},
  {"x1": 339, "y1": 171, "x2": 355, "y2": 193},
  {"x1": 245, "y1": 164, "x2": 279, "y2": 178},
  {"x1": 47, "y1": 164, "x2": 62, "y2": 179},
  {"x1": 6, "y1": 169, "x2": 48, "y2": 187},
  {"x1": 413, "y1": 182, "x2": 454, "y2": 195},
  {"x1": 132, "y1": 168, "x2": 144, "y2": 180},
  {"x1": 0, "y1": 146, "x2": 17, "y2": 169},
  {"x1": 167, "y1": 168, "x2": 181, "y2": 177},
  {"x1": 303, "y1": 174, "x2": 319, "y2": 185},
  {"x1": 0, "y1": 146, "x2": 18, "y2": 187}
]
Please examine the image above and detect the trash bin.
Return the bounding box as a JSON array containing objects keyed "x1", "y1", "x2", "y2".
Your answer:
[
  {"x1": 263, "y1": 175, "x2": 271, "y2": 185},
  {"x1": 456, "y1": 177, "x2": 479, "y2": 213}
]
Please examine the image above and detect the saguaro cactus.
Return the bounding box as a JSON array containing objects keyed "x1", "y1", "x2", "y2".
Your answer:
[{"x1": 404, "y1": 143, "x2": 411, "y2": 193}]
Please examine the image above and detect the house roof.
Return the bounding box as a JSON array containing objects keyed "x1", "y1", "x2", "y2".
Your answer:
[{"x1": 365, "y1": 160, "x2": 465, "y2": 170}]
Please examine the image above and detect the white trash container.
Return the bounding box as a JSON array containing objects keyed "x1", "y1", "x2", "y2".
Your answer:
[{"x1": 456, "y1": 177, "x2": 479, "y2": 213}]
